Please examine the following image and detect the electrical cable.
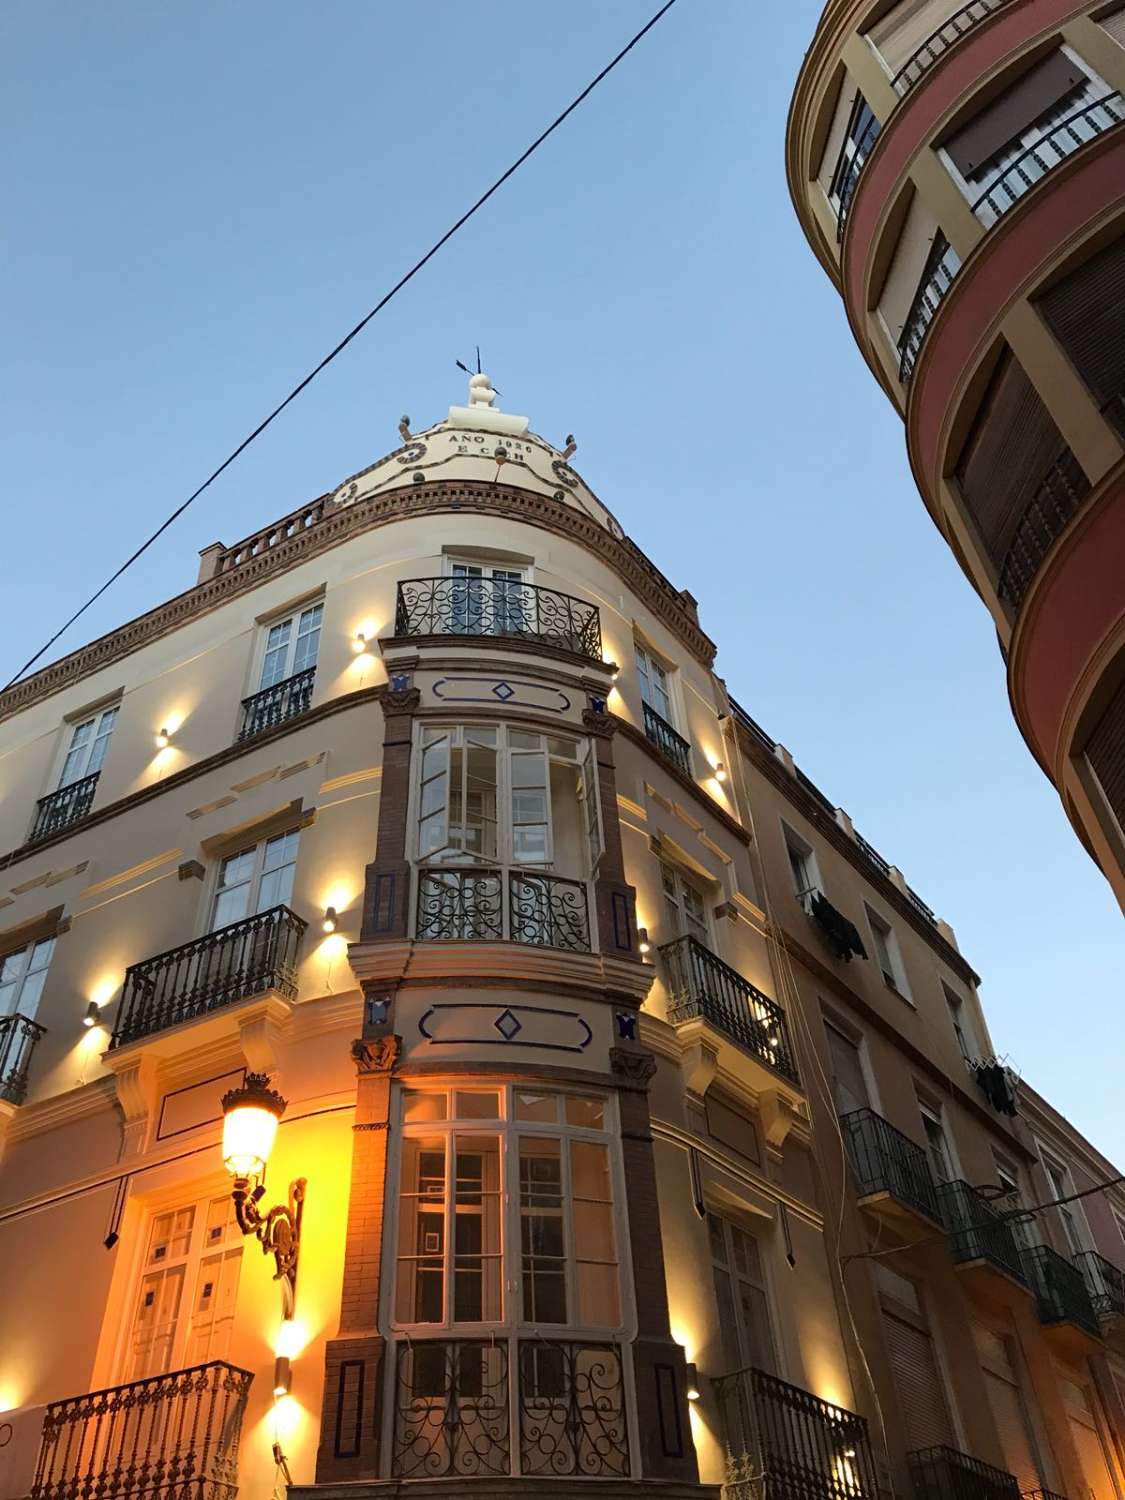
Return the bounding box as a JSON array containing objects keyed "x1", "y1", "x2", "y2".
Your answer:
[{"x1": 1, "y1": 0, "x2": 680, "y2": 694}]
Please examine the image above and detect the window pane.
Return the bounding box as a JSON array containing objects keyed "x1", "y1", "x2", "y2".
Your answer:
[
  {"x1": 547, "y1": 737, "x2": 578, "y2": 760},
  {"x1": 570, "y1": 1140, "x2": 612, "y2": 1201},
  {"x1": 397, "y1": 1137, "x2": 446, "y2": 1323},
  {"x1": 211, "y1": 884, "x2": 250, "y2": 930},
  {"x1": 404, "y1": 1091, "x2": 447, "y2": 1123},
  {"x1": 260, "y1": 619, "x2": 292, "y2": 688},
  {"x1": 293, "y1": 604, "x2": 323, "y2": 673},
  {"x1": 453, "y1": 1136, "x2": 501, "y2": 1322},
  {"x1": 711, "y1": 1264, "x2": 742, "y2": 1372},
  {"x1": 577, "y1": 1261, "x2": 621, "y2": 1327},
  {"x1": 573, "y1": 1199, "x2": 616, "y2": 1260},
  {"x1": 564, "y1": 1096, "x2": 605, "y2": 1129},
  {"x1": 515, "y1": 1091, "x2": 558, "y2": 1123},
  {"x1": 520, "y1": 1137, "x2": 567, "y2": 1324},
  {"x1": 454, "y1": 1091, "x2": 500, "y2": 1120}
]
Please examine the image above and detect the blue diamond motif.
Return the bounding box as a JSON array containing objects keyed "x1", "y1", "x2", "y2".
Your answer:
[
  {"x1": 494, "y1": 1007, "x2": 522, "y2": 1041},
  {"x1": 492, "y1": 681, "x2": 515, "y2": 702}
]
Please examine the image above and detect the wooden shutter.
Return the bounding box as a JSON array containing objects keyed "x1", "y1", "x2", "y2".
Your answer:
[
  {"x1": 1038, "y1": 232, "x2": 1125, "y2": 440},
  {"x1": 1086, "y1": 681, "x2": 1125, "y2": 835},
  {"x1": 826, "y1": 1024, "x2": 869, "y2": 1116},
  {"x1": 973, "y1": 1324, "x2": 1043, "y2": 1491},
  {"x1": 1068, "y1": 1413, "x2": 1119, "y2": 1500},
  {"x1": 945, "y1": 52, "x2": 1088, "y2": 176},
  {"x1": 881, "y1": 1308, "x2": 957, "y2": 1449},
  {"x1": 869, "y1": 0, "x2": 963, "y2": 75},
  {"x1": 1102, "y1": 7, "x2": 1125, "y2": 48},
  {"x1": 954, "y1": 350, "x2": 1078, "y2": 569}
]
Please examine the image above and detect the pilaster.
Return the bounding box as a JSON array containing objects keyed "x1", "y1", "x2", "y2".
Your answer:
[{"x1": 361, "y1": 685, "x2": 420, "y2": 941}]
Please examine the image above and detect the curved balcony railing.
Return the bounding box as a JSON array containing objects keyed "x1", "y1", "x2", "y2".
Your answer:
[
  {"x1": 30, "y1": 1361, "x2": 252, "y2": 1500},
  {"x1": 0, "y1": 1013, "x2": 46, "y2": 1105},
  {"x1": 841, "y1": 1107, "x2": 942, "y2": 1223},
  {"x1": 835, "y1": 111, "x2": 882, "y2": 240},
  {"x1": 237, "y1": 666, "x2": 316, "y2": 742},
  {"x1": 972, "y1": 93, "x2": 1125, "y2": 228},
  {"x1": 30, "y1": 772, "x2": 99, "y2": 842},
  {"x1": 415, "y1": 868, "x2": 592, "y2": 952},
  {"x1": 893, "y1": 0, "x2": 1013, "y2": 97},
  {"x1": 111, "y1": 905, "x2": 307, "y2": 1048},
  {"x1": 395, "y1": 577, "x2": 602, "y2": 660},
  {"x1": 908, "y1": 1446, "x2": 1021, "y2": 1500},
  {"x1": 899, "y1": 233, "x2": 959, "y2": 385},
  {"x1": 1021, "y1": 1243, "x2": 1100, "y2": 1337},
  {"x1": 1074, "y1": 1250, "x2": 1125, "y2": 1319},
  {"x1": 659, "y1": 934, "x2": 800, "y2": 1085},
  {"x1": 642, "y1": 702, "x2": 692, "y2": 778},
  {"x1": 997, "y1": 451, "x2": 1090, "y2": 609},
  {"x1": 714, "y1": 1367, "x2": 877, "y2": 1500}
]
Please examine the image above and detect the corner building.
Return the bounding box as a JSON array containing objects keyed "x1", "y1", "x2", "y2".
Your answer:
[
  {"x1": 0, "y1": 375, "x2": 1124, "y2": 1500},
  {"x1": 787, "y1": 0, "x2": 1125, "y2": 909}
]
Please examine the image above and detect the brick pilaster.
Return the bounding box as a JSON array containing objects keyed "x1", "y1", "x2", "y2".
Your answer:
[
  {"x1": 361, "y1": 686, "x2": 421, "y2": 941},
  {"x1": 583, "y1": 708, "x2": 641, "y2": 961}
]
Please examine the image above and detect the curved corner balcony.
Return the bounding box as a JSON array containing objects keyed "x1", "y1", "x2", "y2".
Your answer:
[
  {"x1": 892, "y1": 0, "x2": 1014, "y2": 99},
  {"x1": 898, "y1": 233, "x2": 960, "y2": 385},
  {"x1": 395, "y1": 578, "x2": 602, "y2": 660},
  {"x1": 997, "y1": 450, "x2": 1090, "y2": 610}
]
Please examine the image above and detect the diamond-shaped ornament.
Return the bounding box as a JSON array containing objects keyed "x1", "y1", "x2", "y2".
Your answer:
[{"x1": 494, "y1": 1007, "x2": 523, "y2": 1041}]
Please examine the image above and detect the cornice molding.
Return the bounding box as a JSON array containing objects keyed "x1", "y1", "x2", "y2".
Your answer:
[{"x1": 0, "y1": 480, "x2": 715, "y2": 724}]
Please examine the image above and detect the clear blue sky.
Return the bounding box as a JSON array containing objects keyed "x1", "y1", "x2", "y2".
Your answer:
[{"x1": 3, "y1": 2, "x2": 1121, "y2": 1159}]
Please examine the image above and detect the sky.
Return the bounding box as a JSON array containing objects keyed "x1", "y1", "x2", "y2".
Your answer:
[{"x1": 2, "y1": 1, "x2": 1121, "y2": 1159}]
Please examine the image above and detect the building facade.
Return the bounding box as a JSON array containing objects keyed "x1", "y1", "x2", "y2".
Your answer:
[
  {"x1": 786, "y1": 0, "x2": 1125, "y2": 909},
  {"x1": 0, "y1": 375, "x2": 1123, "y2": 1500}
]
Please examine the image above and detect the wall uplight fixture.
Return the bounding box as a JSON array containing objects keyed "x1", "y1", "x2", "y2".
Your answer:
[
  {"x1": 321, "y1": 906, "x2": 338, "y2": 934},
  {"x1": 352, "y1": 631, "x2": 368, "y2": 654},
  {"x1": 713, "y1": 762, "x2": 728, "y2": 783},
  {"x1": 155, "y1": 728, "x2": 171, "y2": 750},
  {"x1": 637, "y1": 927, "x2": 651, "y2": 957},
  {"x1": 221, "y1": 1074, "x2": 306, "y2": 1316},
  {"x1": 82, "y1": 1001, "x2": 101, "y2": 1029},
  {"x1": 685, "y1": 1363, "x2": 702, "y2": 1402}
]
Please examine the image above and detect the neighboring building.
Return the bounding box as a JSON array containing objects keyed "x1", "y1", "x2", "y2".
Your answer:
[
  {"x1": 0, "y1": 374, "x2": 1123, "y2": 1500},
  {"x1": 786, "y1": 0, "x2": 1125, "y2": 909}
]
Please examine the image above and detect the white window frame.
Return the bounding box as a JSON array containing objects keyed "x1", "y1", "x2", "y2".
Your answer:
[
  {"x1": 943, "y1": 982, "x2": 976, "y2": 1062},
  {"x1": 919, "y1": 1101, "x2": 959, "y2": 1184},
  {"x1": 658, "y1": 858, "x2": 711, "y2": 946},
  {"x1": 706, "y1": 1208, "x2": 783, "y2": 1379},
  {"x1": 634, "y1": 640, "x2": 677, "y2": 728},
  {"x1": 254, "y1": 598, "x2": 324, "y2": 693},
  {"x1": 54, "y1": 702, "x2": 119, "y2": 790},
  {"x1": 823, "y1": 1012, "x2": 882, "y2": 1116},
  {"x1": 206, "y1": 827, "x2": 301, "y2": 933},
  {"x1": 0, "y1": 936, "x2": 55, "y2": 1020},
  {"x1": 865, "y1": 903, "x2": 912, "y2": 1000},
  {"x1": 1037, "y1": 1145, "x2": 1090, "y2": 1257},
  {"x1": 781, "y1": 820, "x2": 822, "y2": 913}
]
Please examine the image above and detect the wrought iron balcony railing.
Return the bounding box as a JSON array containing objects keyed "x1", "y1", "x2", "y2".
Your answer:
[
  {"x1": 841, "y1": 1107, "x2": 942, "y2": 1223},
  {"x1": 908, "y1": 1445, "x2": 1021, "y2": 1500},
  {"x1": 659, "y1": 935, "x2": 800, "y2": 1086},
  {"x1": 714, "y1": 1366, "x2": 877, "y2": 1500},
  {"x1": 835, "y1": 111, "x2": 881, "y2": 240},
  {"x1": 899, "y1": 233, "x2": 959, "y2": 385},
  {"x1": 415, "y1": 868, "x2": 592, "y2": 952},
  {"x1": 1074, "y1": 1250, "x2": 1125, "y2": 1319},
  {"x1": 642, "y1": 702, "x2": 692, "y2": 778},
  {"x1": 237, "y1": 666, "x2": 316, "y2": 742},
  {"x1": 30, "y1": 772, "x2": 100, "y2": 842},
  {"x1": 893, "y1": 0, "x2": 1012, "y2": 97},
  {"x1": 972, "y1": 93, "x2": 1125, "y2": 228},
  {"x1": 0, "y1": 1013, "x2": 46, "y2": 1105},
  {"x1": 391, "y1": 1338, "x2": 628, "y2": 1480},
  {"x1": 1020, "y1": 1244, "x2": 1101, "y2": 1337},
  {"x1": 996, "y1": 451, "x2": 1090, "y2": 610},
  {"x1": 395, "y1": 577, "x2": 603, "y2": 660},
  {"x1": 30, "y1": 1360, "x2": 253, "y2": 1500},
  {"x1": 111, "y1": 905, "x2": 306, "y2": 1048},
  {"x1": 937, "y1": 1180, "x2": 1027, "y2": 1285}
]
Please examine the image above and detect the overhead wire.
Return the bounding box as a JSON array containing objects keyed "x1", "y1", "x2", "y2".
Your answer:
[{"x1": 1, "y1": 0, "x2": 680, "y2": 694}]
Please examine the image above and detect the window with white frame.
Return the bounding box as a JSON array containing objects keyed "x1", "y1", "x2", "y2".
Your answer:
[
  {"x1": 943, "y1": 982, "x2": 976, "y2": 1061},
  {"x1": 707, "y1": 1211, "x2": 779, "y2": 1377},
  {"x1": 634, "y1": 642, "x2": 675, "y2": 726},
  {"x1": 1040, "y1": 1150, "x2": 1087, "y2": 1257},
  {"x1": 446, "y1": 558, "x2": 529, "y2": 636},
  {"x1": 659, "y1": 860, "x2": 709, "y2": 944},
  {"x1": 0, "y1": 936, "x2": 55, "y2": 1019},
  {"x1": 57, "y1": 705, "x2": 118, "y2": 789},
  {"x1": 258, "y1": 601, "x2": 323, "y2": 690},
  {"x1": 210, "y1": 829, "x2": 299, "y2": 930},
  {"x1": 125, "y1": 1191, "x2": 244, "y2": 1380},
  {"x1": 866, "y1": 904, "x2": 910, "y2": 997},
  {"x1": 392, "y1": 1086, "x2": 625, "y2": 1333},
  {"x1": 994, "y1": 1154, "x2": 1037, "y2": 1250},
  {"x1": 782, "y1": 824, "x2": 820, "y2": 909},
  {"x1": 920, "y1": 1104, "x2": 955, "y2": 1184}
]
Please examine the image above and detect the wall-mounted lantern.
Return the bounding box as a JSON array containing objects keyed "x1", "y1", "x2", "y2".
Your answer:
[{"x1": 221, "y1": 1073, "x2": 306, "y2": 1316}]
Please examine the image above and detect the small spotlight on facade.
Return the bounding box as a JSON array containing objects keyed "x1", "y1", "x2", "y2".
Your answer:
[
  {"x1": 637, "y1": 927, "x2": 651, "y2": 957},
  {"x1": 322, "y1": 906, "x2": 338, "y2": 934},
  {"x1": 83, "y1": 1001, "x2": 101, "y2": 1029},
  {"x1": 685, "y1": 1363, "x2": 701, "y2": 1402},
  {"x1": 714, "y1": 762, "x2": 727, "y2": 783},
  {"x1": 352, "y1": 631, "x2": 367, "y2": 654},
  {"x1": 273, "y1": 1355, "x2": 292, "y2": 1398},
  {"x1": 155, "y1": 728, "x2": 170, "y2": 749}
]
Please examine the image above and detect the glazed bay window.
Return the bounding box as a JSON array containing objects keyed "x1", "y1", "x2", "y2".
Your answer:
[
  {"x1": 390, "y1": 1086, "x2": 630, "y2": 1481},
  {"x1": 414, "y1": 724, "x2": 600, "y2": 950}
]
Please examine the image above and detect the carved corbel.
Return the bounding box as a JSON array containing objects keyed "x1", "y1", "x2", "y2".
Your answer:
[
  {"x1": 351, "y1": 1034, "x2": 402, "y2": 1075},
  {"x1": 380, "y1": 685, "x2": 422, "y2": 718},
  {"x1": 582, "y1": 707, "x2": 617, "y2": 739},
  {"x1": 110, "y1": 1052, "x2": 160, "y2": 1156},
  {"x1": 679, "y1": 1039, "x2": 719, "y2": 1099},
  {"x1": 758, "y1": 1087, "x2": 805, "y2": 1153},
  {"x1": 0, "y1": 1100, "x2": 16, "y2": 1166},
  {"x1": 609, "y1": 1046, "x2": 657, "y2": 1091}
]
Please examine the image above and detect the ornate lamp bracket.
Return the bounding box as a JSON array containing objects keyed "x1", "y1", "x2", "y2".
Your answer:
[{"x1": 231, "y1": 1174, "x2": 306, "y2": 1315}]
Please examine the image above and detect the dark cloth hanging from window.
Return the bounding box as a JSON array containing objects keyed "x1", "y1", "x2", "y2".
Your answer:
[
  {"x1": 809, "y1": 892, "x2": 869, "y2": 963},
  {"x1": 972, "y1": 1060, "x2": 1019, "y2": 1117}
]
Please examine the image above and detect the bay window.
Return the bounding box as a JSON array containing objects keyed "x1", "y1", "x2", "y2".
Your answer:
[{"x1": 388, "y1": 1086, "x2": 631, "y2": 1480}]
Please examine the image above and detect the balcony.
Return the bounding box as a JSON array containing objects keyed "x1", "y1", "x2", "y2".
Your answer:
[
  {"x1": 30, "y1": 772, "x2": 99, "y2": 842},
  {"x1": 1020, "y1": 1244, "x2": 1101, "y2": 1348},
  {"x1": 908, "y1": 1445, "x2": 1020, "y2": 1500},
  {"x1": 391, "y1": 1338, "x2": 628, "y2": 1479},
  {"x1": 893, "y1": 0, "x2": 1013, "y2": 97},
  {"x1": 30, "y1": 1360, "x2": 252, "y2": 1500},
  {"x1": 937, "y1": 1180, "x2": 1029, "y2": 1306},
  {"x1": 642, "y1": 702, "x2": 692, "y2": 777},
  {"x1": 835, "y1": 110, "x2": 881, "y2": 240},
  {"x1": 394, "y1": 577, "x2": 602, "y2": 660},
  {"x1": 0, "y1": 1013, "x2": 46, "y2": 1105},
  {"x1": 899, "y1": 233, "x2": 959, "y2": 385},
  {"x1": 237, "y1": 666, "x2": 315, "y2": 742},
  {"x1": 415, "y1": 869, "x2": 592, "y2": 952},
  {"x1": 659, "y1": 934, "x2": 800, "y2": 1087},
  {"x1": 1074, "y1": 1250, "x2": 1125, "y2": 1321},
  {"x1": 111, "y1": 905, "x2": 306, "y2": 1048},
  {"x1": 713, "y1": 1366, "x2": 877, "y2": 1500},
  {"x1": 841, "y1": 1107, "x2": 942, "y2": 1231},
  {"x1": 996, "y1": 451, "x2": 1090, "y2": 610},
  {"x1": 972, "y1": 93, "x2": 1125, "y2": 229}
]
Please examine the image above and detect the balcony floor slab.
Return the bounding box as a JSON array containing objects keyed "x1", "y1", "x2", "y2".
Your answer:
[{"x1": 292, "y1": 1484, "x2": 720, "y2": 1499}]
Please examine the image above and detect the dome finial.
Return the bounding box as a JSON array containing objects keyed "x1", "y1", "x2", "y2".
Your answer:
[{"x1": 468, "y1": 371, "x2": 497, "y2": 409}]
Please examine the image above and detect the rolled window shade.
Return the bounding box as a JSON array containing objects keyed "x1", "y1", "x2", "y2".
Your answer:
[
  {"x1": 1038, "y1": 232, "x2": 1125, "y2": 438},
  {"x1": 869, "y1": 0, "x2": 964, "y2": 75},
  {"x1": 1086, "y1": 680, "x2": 1125, "y2": 833},
  {"x1": 945, "y1": 51, "x2": 1087, "y2": 175}
]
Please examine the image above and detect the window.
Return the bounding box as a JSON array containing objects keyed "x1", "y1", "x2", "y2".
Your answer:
[
  {"x1": 414, "y1": 725, "x2": 600, "y2": 877},
  {"x1": 58, "y1": 705, "x2": 118, "y2": 789},
  {"x1": 866, "y1": 905, "x2": 910, "y2": 997},
  {"x1": 827, "y1": 90, "x2": 880, "y2": 208},
  {"x1": 0, "y1": 937, "x2": 55, "y2": 1019},
  {"x1": 258, "y1": 602, "x2": 323, "y2": 690},
  {"x1": 125, "y1": 1192, "x2": 243, "y2": 1380},
  {"x1": 210, "y1": 830, "x2": 299, "y2": 930},
  {"x1": 825, "y1": 1021, "x2": 871, "y2": 1117},
  {"x1": 447, "y1": 559, "x2": 528, "y2": 635},
  {"x1": 943, "y1": 983, "x2": 975, "y2": 1061},
  {"x1": 920, "y1": 1105, "x2": 955, "y2": 1184},
  {"x1": 660, "y1": 860, "x2": 709, "y2": 944},
  {"x1": 393, "y1": 1086, "x2": 623, "y2": 1332},
  {"x1": 994, "y1": 1156, "x2": 1036, "y2": 1250},
  {"x1": 635, "y1": 642, "x2": 674, "y2": 726},
  {"x1": 1041, "y1": 1152, "x2": 1086, "y2": 1257},
  {"x1": 782, "y1": 824, "x2": 820, "y2": 910},
  {"x1": 708, "y1": 1212, "x2": 778, "y2": 1376}
]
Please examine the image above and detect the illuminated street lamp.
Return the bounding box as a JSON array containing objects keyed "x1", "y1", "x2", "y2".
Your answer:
[{"x1": 221, "y1": 1073, "x2": 306, "y2": 1315}]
